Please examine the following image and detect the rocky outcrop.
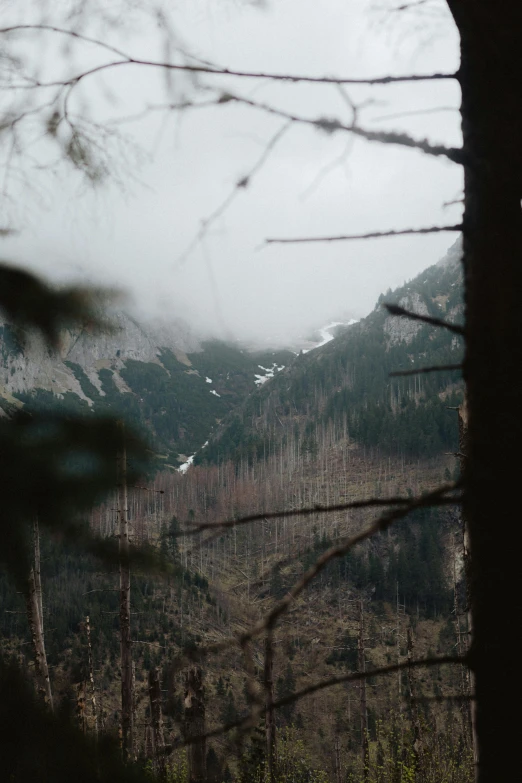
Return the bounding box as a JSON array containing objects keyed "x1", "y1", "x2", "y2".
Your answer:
[
  {"x1": 0, "y1": 311, "x2": 202, "y2": 404},
  {"x1": 384, "y1": 291, "x2": 430, "y2": 345}
]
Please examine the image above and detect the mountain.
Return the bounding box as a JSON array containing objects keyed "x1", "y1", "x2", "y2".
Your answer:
[
  {"x1": 0, "y1": 309, "x2": 294, "y2": 467},
  {"x1": 197, "y1": 237, "x2": 464, "y2": 467},
  {"x1": 0, "y1": 238, "x2": 473, "y2": 782}
]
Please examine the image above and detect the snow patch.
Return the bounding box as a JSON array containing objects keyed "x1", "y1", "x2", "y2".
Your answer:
[
  {"x1": 210, "y1": 389, "x2": 221, "y2": 397},
  {"x1": 303, "y1": 320, "x2": 357, "y2": 354},
  {"x1": 254, "y1": 363, "x2": 285, "y2": 386},
  {"x1": 178, "y1": 440, "x2": 209, "y2": 475},
  {"x1": 205, "y1": 377, "x2": 212, "y2": 383},
  {"x1": 178, "y1": 454, "x2": 194, "y2": 474}
]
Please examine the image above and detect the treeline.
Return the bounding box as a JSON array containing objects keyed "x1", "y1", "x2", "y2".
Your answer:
[{"x1": 199, "y1": 258, "x2": 464, "y2": 467}]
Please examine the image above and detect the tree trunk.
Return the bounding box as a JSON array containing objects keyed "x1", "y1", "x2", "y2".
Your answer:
[
  {"x1": 183, "y1": 667, "x2": 206, "y2": 783},
  {"x1": 406, "y1": 627, "x2": 423, "y2": 771},
  {"x1": 358, "y1": 600, "x2": 369, "y2": 780},
  {"x1": 264, "y1": 633, "x2": 277, "y2": 783},
  {"x1": 457, "y1": 402, "x2": 477, "y2": 763},
  {"x1": 148, "y1": 667, "x2": 166, "y2": 779},
  {"x1": 118, "y1": 432, "x2": 133, "y2": 761},
  {"x1": 26, "y1": 520, "x2": 53, "y2": 710},
  {"x1": 447, "y1": 3, "x2": 522, "y2": 779},
  {"x1": 85, "y1": 615, "x2": 98, "y2": 736}
]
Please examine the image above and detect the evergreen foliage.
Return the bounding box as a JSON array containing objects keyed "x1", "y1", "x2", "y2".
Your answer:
[{"x1": 200, "y1": 259, "x2": 464, "y2": 466}]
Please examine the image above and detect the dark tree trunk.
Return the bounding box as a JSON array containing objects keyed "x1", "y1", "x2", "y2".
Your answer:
[{"x1": 447, "y1": 3, "x2": 522, "y2": 779}]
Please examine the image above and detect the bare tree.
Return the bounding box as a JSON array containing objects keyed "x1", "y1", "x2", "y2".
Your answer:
[
  {"x1": 118, "y1": 428, "x2": 133, "y2": 761},
  {"x1": 148, "y1": 667, "x2": 166, "y2": 779},
  {"x1": 25, "y1": 520, "x2": 53, "y2": 710},
  {"x1": 182, "y1": 667, "x2": 206, "y2": 783}
]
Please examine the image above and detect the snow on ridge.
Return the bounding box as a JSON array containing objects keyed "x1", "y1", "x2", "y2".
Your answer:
[
  {"x1": 178, "y1": 454, "x2": 194, "y2": 474},
  {"x1": 303, "y1": 319, "x2": 358, "y2": 354},
  {"x1": 178, "y1": 440, "x2": 208, "y2": 474},
  {"x1": 254, "y1": 363, "x2": 285, "y2": 386}
]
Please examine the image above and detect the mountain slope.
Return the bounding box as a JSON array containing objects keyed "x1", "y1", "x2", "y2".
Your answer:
[
  {"x1": 0, "y1": 310, "x2": 294, "y2": 466},
  {"x1": 198, "y1": 238, "x2": 464, "y2": 466}
]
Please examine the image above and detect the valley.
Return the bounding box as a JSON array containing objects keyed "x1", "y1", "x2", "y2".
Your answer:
[{"x1": 0, "y1": 239, "x2": 471, "y2": 782}]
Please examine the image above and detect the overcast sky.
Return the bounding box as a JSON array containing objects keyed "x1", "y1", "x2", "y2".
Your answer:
[{"x1": 1, "y1": 0, "x2": 462, "y2": 345}]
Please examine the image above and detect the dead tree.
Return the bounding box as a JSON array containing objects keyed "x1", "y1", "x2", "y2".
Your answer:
[
  {"x1": 358, "y1": 600, "x2": 369, "y2": 781},
  {"x1": 118, "y1": 429, "x2": 133, "y2": 760},
  {"x1": 182, "y1": 667, "x2": 206, "y2": 783},
  {"x1": 85, "y1": 615, "x2": 98, "y2": 736},
  {"x1": 406, "y1": 627, "x2": 423, "y2": 770},
  {"x1": 148, "y1": 667, "x2": 166, "y2": 778},
  {"x1": 77, "y1": 680, "x2": 86, "y2": 732},
  {"x1": 264, "y1": 633, "x2": 277, "y2": 783},
  {"x1": 26, "y1": 519, "x2": 53, "y2": 710}
]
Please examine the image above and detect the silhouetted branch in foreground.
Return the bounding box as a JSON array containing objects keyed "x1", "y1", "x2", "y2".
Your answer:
[
  {"x1": 222, "y1": 95, "x2": 464, "y2": 164},
  {"x1": 265, "y1": 225, "x2": 462, "y2": 245},
  {"x1": 171, "y1": 484, "x2": 461, "y2": 670},
  {"x1": 172, "y1": 654, "x2": 465, "y2": 748},
  {"x1": 238, "y1": 483, "x2": 461, "y2": 641},
  {"x1": 185, "y1": 490, "x2": 460, "y2": 536},
  {"x1": 0, "y1": 25, "x2": 457, "y2": 87},
  {"x1": 390, "y1": 363, "x2": 463, "y2": 376},
  {"x1": 384, "y1": 303, "x2": 465, "y2": 336}
]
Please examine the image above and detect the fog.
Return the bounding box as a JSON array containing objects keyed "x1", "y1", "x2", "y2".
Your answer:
[{"x1": 1, "y1": 0, "x2": 462, "y2": 345}]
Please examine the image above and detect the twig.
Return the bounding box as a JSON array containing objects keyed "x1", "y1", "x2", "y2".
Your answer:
[
  {"x1": 384, "y1": 303, "x2": 465, "y2": 336},
  {"x1": 174, "y1": 121, "x2": 291, "y2": 268}
]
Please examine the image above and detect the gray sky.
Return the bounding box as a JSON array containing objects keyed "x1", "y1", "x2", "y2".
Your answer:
[{"x1": 1, "y1": 0, "x2": 462, "y2": 344}]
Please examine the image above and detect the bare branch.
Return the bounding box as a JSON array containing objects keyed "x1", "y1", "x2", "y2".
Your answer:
[
  {"x1": 169, "y1": 484, "x2": 460, "y2": 673},
  {"x1": 390, "y1": 363, "x2": 463, "y2": 376},
  {"x1": 265, "y1": 224, "x2": 462, "y2": 245},
  {"x1": 174, "y1": 121, "x2": 291, "y2": 267},
  {"x1": 237, "y1": 483, "x2": 460, "y2": 645},
  {"x1": 173, "y1": 654, "x2": 465, "y2": 748},
  {"x1": 371, "y1": 106, "x2": 458, "y2": 122},
  {"x1": 271, "y1": 654, "x2": 465, "y2": 711},
  {"x1": 0, "y1": 25, "x2": 456, "y2": 87},
  {"x1": 221, "y1": 95, "x2": 464, "y2": 164},
  {"x1": 384, "y1": 303, "x2": 465, "y2": 336},
  {"x1": 184, "y1": 492, "x2": 452, "y2": 536}
]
